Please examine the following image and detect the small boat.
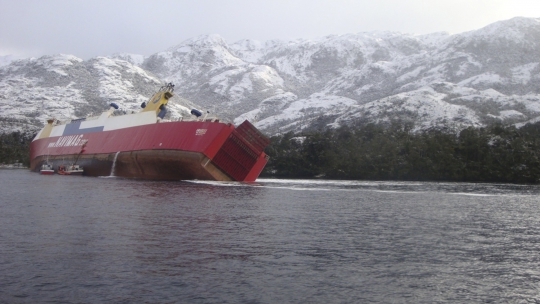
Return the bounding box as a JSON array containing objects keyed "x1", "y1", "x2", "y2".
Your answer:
[
  {"x1": 58, "y1": 164, "x2": 84, "y2": 175},
  {"x1": 39, "y1": 163, "x2": 54, "y2": 175}
]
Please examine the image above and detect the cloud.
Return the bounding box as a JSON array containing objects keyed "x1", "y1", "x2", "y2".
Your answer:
[{"x1": 0, "y1": 0, "x2": 538, "y2": 59}]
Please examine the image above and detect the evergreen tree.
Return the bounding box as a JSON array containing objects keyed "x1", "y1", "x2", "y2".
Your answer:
[
  {"x1": 0, "y1": 131, "x2": 35, "y2": 167},
  {"x1": 262, "y1": 122, "x2": 540, "y2": 183}
]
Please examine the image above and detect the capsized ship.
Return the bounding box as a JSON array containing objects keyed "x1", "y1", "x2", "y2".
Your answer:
[{"x1": 30, "y1": 84, "x2": 270, "y2": 181}]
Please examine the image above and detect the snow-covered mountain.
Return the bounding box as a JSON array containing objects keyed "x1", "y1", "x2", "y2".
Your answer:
[
  {"x1": 2, "y1": 17, "x2": 540, "y2": 135},
  {"x1": 0, "y1": 54, "x2": 193, "y2": 133},
  {"x1": 0, "y1": 55, "x2": 22, "y2": 67}
]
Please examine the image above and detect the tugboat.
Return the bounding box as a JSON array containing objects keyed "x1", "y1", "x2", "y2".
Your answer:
[
  {"x1": 29, "y1": 83, "x2": 270, "y2": 181},
  {"x1": 39, "y1": 162, "x2": 54, "y2": 175},
  {"x1": 39, "y1": 154, "x2": 54, "y2": 175},
  {"x1": 57, "y1": 141, "x2": 86, "y2": 175},
  {"x1": 58, "y1": 164, "x2": 83, "y2": 175}
]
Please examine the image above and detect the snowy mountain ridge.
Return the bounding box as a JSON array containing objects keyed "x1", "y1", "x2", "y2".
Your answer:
[
  {"x1": 2, "y1": 17, "x2": 540, "y2": 135},
  {"x1": 0, "y1": 54, "x2": 194, "y2": 133}
]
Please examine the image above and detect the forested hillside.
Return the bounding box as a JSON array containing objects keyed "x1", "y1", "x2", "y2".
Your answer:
[
  {"x1": 263, "y1": 122, "x2": 540, "y2": 183},
  {"x1": 0, "y1": 131, "x2": 35, "y2": 167}
]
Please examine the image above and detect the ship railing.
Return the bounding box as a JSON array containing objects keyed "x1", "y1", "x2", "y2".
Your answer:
[{"x1": 168, "y1": 116, "x2": 222, "y2": 123}]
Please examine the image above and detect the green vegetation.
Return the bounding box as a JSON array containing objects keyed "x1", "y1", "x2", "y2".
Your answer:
[
  {"x1": 0, "y1": 131, "x2": 35, "y2": 167},
  {"x1": 263, "y1": 122, "x2": 540, "y2": 183}
]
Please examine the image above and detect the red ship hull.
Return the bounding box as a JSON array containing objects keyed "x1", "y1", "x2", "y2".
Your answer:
[{"x1": 30, "y1": 120, "x2": 269, "y2": 182}]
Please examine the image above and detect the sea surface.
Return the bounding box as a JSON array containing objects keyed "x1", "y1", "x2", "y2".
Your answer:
[{"x1": 2, "y1": 169, "x2": 540, "y2": 303}]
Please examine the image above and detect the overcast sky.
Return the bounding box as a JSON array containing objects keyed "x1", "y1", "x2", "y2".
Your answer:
[{"x1": 1, "y1": 0, "x2": 539, "y2": 59}]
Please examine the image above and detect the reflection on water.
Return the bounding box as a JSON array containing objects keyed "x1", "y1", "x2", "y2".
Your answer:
[{"x1": 1, "y1": 170, "x2": 540, "y2": 303}]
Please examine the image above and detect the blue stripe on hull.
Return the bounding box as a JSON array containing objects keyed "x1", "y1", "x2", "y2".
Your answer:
[{"x1": 62, "y1": 122, "x2": 104, "y2": 136}]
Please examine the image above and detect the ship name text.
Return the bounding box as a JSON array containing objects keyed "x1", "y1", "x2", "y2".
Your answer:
[{"x1": 48, "y1": 135, "x2": 85, "y2": 148}]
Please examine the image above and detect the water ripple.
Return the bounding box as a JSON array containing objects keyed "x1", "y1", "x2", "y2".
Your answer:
[{"x1": 2, "y1": 170, "x2": 540, "y2": 303}]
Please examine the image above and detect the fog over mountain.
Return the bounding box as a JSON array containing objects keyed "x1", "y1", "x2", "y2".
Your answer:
[{"x1": 2, "y1": 17, "x2": 540, "y2": 135}]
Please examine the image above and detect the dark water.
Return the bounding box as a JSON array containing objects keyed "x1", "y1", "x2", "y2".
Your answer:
[{"x1": 2, "y1": 170, "x2": 540, "y2": 303}]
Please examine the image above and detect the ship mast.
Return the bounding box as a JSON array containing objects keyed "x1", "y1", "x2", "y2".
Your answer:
[{"x1": 140, "y1": 83, "x2": 175, "y2": 120}]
